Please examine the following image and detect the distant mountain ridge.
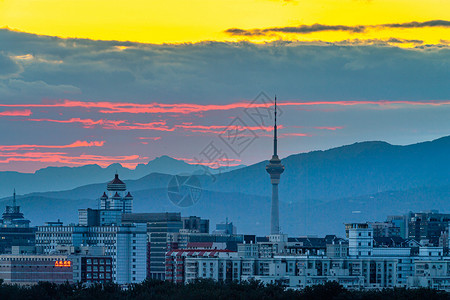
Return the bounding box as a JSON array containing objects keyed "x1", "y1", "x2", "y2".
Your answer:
[
  {"x1": 3, "y1": 136, "x2": 450, "y2": 203},
  {"x1": 2, "y1": 184, "x2": 449, "y2": 236},
  {"x1": 1, "y1": 136, "x2": 449, "y2": 235},
  {"x1": 0, "y1": 156, "x2": 245, "y2": 198}
]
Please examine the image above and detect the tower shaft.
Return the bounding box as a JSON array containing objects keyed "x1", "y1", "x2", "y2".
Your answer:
[{"x1": 270, "y1": 183, "x2": 280, "y2": 234}]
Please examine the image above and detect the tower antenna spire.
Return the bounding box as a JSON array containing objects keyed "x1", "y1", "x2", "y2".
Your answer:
[
  {"x1": 13, "y1": 188, "x2": 16, "y2": 207},
  {"x1": 274, "y1": 95, "x2": 278, "y2": 157}
]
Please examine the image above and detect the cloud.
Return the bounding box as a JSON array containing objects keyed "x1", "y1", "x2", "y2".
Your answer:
[
  {"x1": 226, "y1": 24, "x2": 365, "y2": 36},
  {"x1": 3, "y1": 99, "x2": 450, "y2": 118},
  {"x1": 0, "y1": 140, "x2": 104, "y2": 151},
  {"x1": 0, "y1": 29, "x2": 449, "y2": 173},
  {"x1": 225, "y1": 20, "x2": 450, "y2": 37},
  {"x1": 25, "y1": 115, "x2": 278, "y2": 134},
  {"x1": 280, "y1": 132, "x2": 312, "y2": 137},
  {"x1": 174, "y1": 124, "x2": 276, "y2": 134},
  {"x1": 0, "y1": 109, "x2": 32, "y2": 116},
  {"x1": 27, "y1": 117, "x2": 174, "y2": 131},
  {"x1": 0, "y1": 151, "x2": 146, "y2": 168},
  {"x1": 138, "y1": 137, "x2": 161, "y2": 140},
  {"x1": 0, "y1": 28, "x2": 449, "y2": 105},
  {"x1": 314, "y1": 126, "x2": 344, "y2": 131},
  {"x1": 0, "y1": 52, "x2": 20, "y2": 76},
  {"x1": 384, "y1": 20, "x2": 450, "y2": 29}
]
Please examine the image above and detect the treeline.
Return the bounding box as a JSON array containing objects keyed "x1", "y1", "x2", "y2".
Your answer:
[{"x1": 0, "y1": 279, "x2": 449, "y2": 300}]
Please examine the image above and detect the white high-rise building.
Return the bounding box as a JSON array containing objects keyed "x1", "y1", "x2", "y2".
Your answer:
[
  {"x1": 347, "y1": 223, "x2": 373, "y2": 257},
  {"x1": 35, "y1": 174, "x2": 146, "y2": 285},
  {"x1": 36, "y1": 223, "x2": 147, "y2": 284}
]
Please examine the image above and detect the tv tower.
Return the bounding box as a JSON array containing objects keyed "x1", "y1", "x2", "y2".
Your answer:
[{"x1": 266, "y1": 96, "x2": 285, "y2": 235}]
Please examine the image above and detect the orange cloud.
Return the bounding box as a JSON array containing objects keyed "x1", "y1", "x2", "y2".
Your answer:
[
  {"x1": 174, "y1": 124, "x2": 277, "y2": 134},
  {"x1": 314, "y1": 126, "x2": 344, "y2": 130},
  {"x1": 2, "y1": 99, "x2": 450, "y2": 116},
  {"x1": 27, "y1": 116, "x2": 277, "y2": 134},
  {"x1": 138, "y1": 137, "x2": 162, "y2": 140},
  {"x1": 28, "y1": 118, "x2": 174, "y2": 131},
  {"x1": 281, "y1": 133, "x2": 312, "y2": 137},
  {"x1": 0, "y1": 109, "x2": 32, "y2": 116},
  {"x1": 0, "y1": 151, "x2": 147, "y2": 168},
  {"x1": 0, "y1": 140, "x2": 105, "y2": 151}
]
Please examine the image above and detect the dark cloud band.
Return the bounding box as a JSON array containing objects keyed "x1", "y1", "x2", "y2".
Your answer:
[{"x1": 225, "y1": 20, "x2": 450, "y2": 36}]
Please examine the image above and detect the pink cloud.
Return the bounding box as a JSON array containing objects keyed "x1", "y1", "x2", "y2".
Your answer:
[
  {"x1": 0, "y1": 151, "x2": 147, "y2": 168},
  {"x1": 28, "y1": 118, "x2": 174, "y2": 131},
  {"x1": 0, "y1": 140, "x2": 105, "y2": 151},
  {"x1": 174, "y1": 124, "x2": 278, "y2": 134},
  {"x1": 0, "y1": 109, "x2": 32, "y2": 116},
  {"x1": 27, "y1": 116, "x2": 278, "y2": 134},
  {"x1": 2, "y1": 99, "x2": 450, "y2": 116},
  {"x1": 138, "y1": 137, "x2": 161, "y2": 141}
]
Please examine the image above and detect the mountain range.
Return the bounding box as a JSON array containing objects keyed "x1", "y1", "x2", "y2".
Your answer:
[
  {"x1": 0, "y1": 156, "x2": 245, "y2": 198},
  {"x1": 1, "y1": 136, "x2": 449, "y2": 236}
]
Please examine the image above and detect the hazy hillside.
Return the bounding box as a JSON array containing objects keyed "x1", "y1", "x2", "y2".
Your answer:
[
  {"x1": 204, "y1": 136, "x2": 450, "y2": 202},
  {"x1": 2, "y1": 184, "x2": 449, "y2": 236},
  {"x1": 0, "y1": 156, "x2": 244, "y2": 198},
  {"x1": 1, "y1": 136, "x2": 449, "y2": 235}
]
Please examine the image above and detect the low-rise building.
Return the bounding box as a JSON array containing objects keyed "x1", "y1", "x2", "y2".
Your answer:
[{"x1": 0, "y1": 254, "x2": 73, "y2": 285}]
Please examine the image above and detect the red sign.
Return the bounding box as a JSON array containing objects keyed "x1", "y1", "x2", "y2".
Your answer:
[{"x1": 55, "y1": 260, "x2": 71, "y2": 267}]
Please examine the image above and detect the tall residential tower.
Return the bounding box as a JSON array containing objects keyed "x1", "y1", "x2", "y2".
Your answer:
[{"x1": 265, "y1": 97, "x2": 285, "y2": 235}]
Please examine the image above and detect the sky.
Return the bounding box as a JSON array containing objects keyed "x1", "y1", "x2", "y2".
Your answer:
[{"x1": 0, "y1": 0, "x2": 449, "y2": 173}]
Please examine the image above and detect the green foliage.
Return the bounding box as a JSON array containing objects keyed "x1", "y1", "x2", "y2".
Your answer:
[{"x1": 0, "y1": 280, "x2": 448, "y2": 300}]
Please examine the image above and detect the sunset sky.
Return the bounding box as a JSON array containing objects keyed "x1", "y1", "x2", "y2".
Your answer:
[{"x1": 0, "y1": 0, "x2": 449, "y2": 172}]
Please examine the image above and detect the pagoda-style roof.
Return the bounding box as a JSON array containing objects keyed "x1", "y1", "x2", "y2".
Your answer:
[{"x1": 107, "y1": 174, "x2": 126, "y2": 191}]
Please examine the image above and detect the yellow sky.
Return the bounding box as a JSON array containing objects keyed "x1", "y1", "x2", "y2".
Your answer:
[{"x1": 0, "y1": 0, "x2": 449, "y2": 44}]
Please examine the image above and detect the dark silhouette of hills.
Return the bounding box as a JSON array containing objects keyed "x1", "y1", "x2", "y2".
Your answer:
[
  {"x1": 1, "y1": 136, "x2": 449, "y2": 235},
  {"x1": 2, "y1": 184, "x2": 449, "y2": 236},
  {"x1": 0, "y1": 155, "x2": 244, "y2": 198},
  {"x1": 204, "y1": 136, "x2": 450, "y2": 202}
]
